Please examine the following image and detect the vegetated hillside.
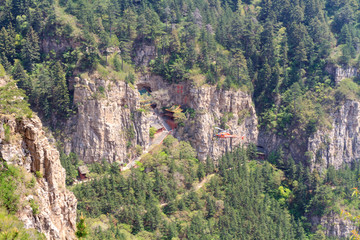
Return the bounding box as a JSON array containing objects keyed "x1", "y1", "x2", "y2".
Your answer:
[
  {"x1": 1, "y1": 0, "x2": 358, "y2": 166},
  {"x1": 72, "y1": 137, "x2": 360, "y2": 239},
  {"x1": 72, "y1": 137, "x2": 303, "y2": 239},
  {"x1": 1, "y1": 0, "x2": 359, "y2": 129},
  {"x1": 1, "y1": 0, "x2": 359, "y2": 161},
  {"x1": 0, "y1": 162, "x2": 46, "y2": 240},
  {"x1": 2, "y1": 0, "x2": 360, "y2": 239}
]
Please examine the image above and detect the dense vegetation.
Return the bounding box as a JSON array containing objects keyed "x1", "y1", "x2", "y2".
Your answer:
[
  {"x1": 2, "y1": 0, "x2": 360, "y2": 238},
  {"x1": 0, "y1": 160, "x2": 45, "y2": 239},
  {"x1": 0, "y1": 73, "x2": 33, "y2": 119},
  {"x1": 71, "y1": 137, "x2": 360, "y2": 239}
]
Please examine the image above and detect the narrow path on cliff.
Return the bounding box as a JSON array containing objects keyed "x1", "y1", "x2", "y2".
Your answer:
[
  {"x1": 74, "y1": 111, "x2": 172, "y2": 185},
  {"x1": 160, "y1": 173, "x2": 215, "y2": 207},
  {"x1": 74, "y1": 109, "x2": 174, "y2": 186},
  {"x1": 121, "y1": 110, "x2": 172, "y2": 171}
]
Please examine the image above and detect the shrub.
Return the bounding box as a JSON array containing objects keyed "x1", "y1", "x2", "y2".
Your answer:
[
  {"x1": 0, "y1": 163, "x2": 20, "y2": 213},
  {"x1": 26, "y1": 177, "x2": 36, "y2": 189},
  {"x1": 0, "y1": 82, "x2": 33, "y2": 119},
  {"x1": 186, "y1": 108, "x2": 196, "y2": 119},
  {"x1": 29, "y1": 199, "x2": 39, "y2": 215},
  {"x1": 136, "y1": 145, "x2": 143, "y2": 156},
  {"x1": 35, "y1": 171, "x2": 43, "y2": 178},
  {"x1": 113, "y1": 55, "x2": 122, "y2": 71},
  {"x1": 126, "y1": 125, "x2": 135, "y2": 140},
  {"x1": 3, "y1": 124, "x2": 10, "y2": 143},
  {"x1": 125, "y1": 72, "x2": 135, "y2": 84},
  {"x1": 98, "y1": 86, "x2": 105, "y2": 94},
  {"x1": 0, "y1": 63, "x2": 5, "y2": 77},
  {"x1": 149, "y1": 127, "x2": 157, "y2": 139},
  {"x1": 335, "y1": 78, "x2": 360, "y2": 101}
]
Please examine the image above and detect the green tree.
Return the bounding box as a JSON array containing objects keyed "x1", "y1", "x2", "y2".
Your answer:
[
  {"x1": 0, "y1": 27, "x2": 15, "y2": 64},
  {"x1": 76, "y1": 214, "x2": 88, "y2": 239},
  {"x1": 21, "y1": 27, "x2": 40, "y2": 71},
  {"x1": 12, "y1": 60, "x2": 31, "y2": 95},
  {"x1": 50, "y1": 62, "x2": 70, "y2": 118},
  {"x1": 197, "y1": 162, "x2": 205, "y2": 181}
]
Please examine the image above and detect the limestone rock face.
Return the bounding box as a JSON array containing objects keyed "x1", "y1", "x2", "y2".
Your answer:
[
  {"x1": 134, "y1": 44, "x2": 157, "y2": 66},
  {"x1": 326, "y1": 64, "x2": 358, "y2": 84},
  {"x1": 311, "y1": 212, "x2": 356, "y2": 238},
  {"x1": 0, "y1": 115, "x2": 77, "y2": 240},
  {"x1": 182, "y1": 85, "x2": 258, "y2": 161},
  {"x1": 68, "y1": 73, "x2": 257, "y2": 163},
  {"x1": 138, "y1": 75, "x2": 258, "y2": 162},
  {"x1": 335, "y1": 67, "x2": 358, "y2": 84},
  {"x1": 258, "y1": 100, "x2": 360, "y2": 171},
  {"x1": 308, "y1": 100, "x2": 360, "y2": 170},
  {"x1": 67, "y1": 76, "x2": 150, "y2": 164}
]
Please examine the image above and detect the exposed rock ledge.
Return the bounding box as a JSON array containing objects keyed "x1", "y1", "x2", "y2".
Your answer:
[
  {"x1": 0, "y1": 115, "x2": 77, "y2": 240},
  {"x1": 326, "y1": 64, "x2": 358, "y2": 84},
  {"x1": 66, "y1": 75, "x2": 150, "y2": 164}
]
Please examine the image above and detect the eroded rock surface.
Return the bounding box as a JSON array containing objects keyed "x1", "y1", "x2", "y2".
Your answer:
[
  {"x1": 67, "y1": 75, "x2": 150, "y2": 164},
  {"x1": 138, "y1": 75, "x2": 258, "y2": 161},
  {"x1": 311, "y1": 212, "x2": 356, "y2": 238},
  {"x1": 0, "y1": 115, "x2": 77, "y2": 240},
  {"x1": 308, "y1": 100, "x2": 360, "y2": 170},
  {"x1": 67, "y1": 73, "x2": 258, "y2": 163},
  {"x1": 326, "y1": 64, "x2": 358, "y2": 84}
]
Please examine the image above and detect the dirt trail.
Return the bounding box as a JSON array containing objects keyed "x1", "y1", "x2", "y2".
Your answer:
[
  {"x1": 194, "y1": 173, "x2": 215, "y2": 191},
  {"x1": 160, "y1": 173, "x2": 215, "y2": 207}
]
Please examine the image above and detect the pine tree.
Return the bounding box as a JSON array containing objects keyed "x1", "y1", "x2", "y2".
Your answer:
[
  {"x1": 132, "y1": 209, "x2": 143, "y2": 234},
  {"x1": 197, "y1": 162, "x2": 205, "y2": 181},
  {"x1": 21, "y1": 27, "x2": 40, "y2": 72},
  {"x1": 205, "y1": 156, "x2": 215, "y2": 175},
  {"x1": 75, "y1": 213, "x2": 88, "y2": 239},
  {"x1": 50, "y1": 62, "x2": 70, "y2": 118},
  {"x1": 12, "y1": 60, "x2": 31, "y2": 95},
  {"x1": 0, "y1": 27, "x2": 15, "y2": 64}
]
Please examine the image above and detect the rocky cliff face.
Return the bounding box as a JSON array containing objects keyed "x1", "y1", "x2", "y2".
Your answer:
[
  {"x1": 335, "y1": 67, "x2": 358, "y2": 84},
  {"x1": 308, "y1": 100, "x2": 360, "y2": 170},
  {"x1": 258, "y1": 100, "x2": 360, "y2": 171},
  {"x1": 66, "y1": 74, "x2": 150, "y2": 164},
  {"x1": 138, "y1": 74, "x2": 258, "y2": 162},
  {"x1": 67, "y1": 72, "x2": 258, "y2": 163},
  {"x1": 311, "y1": 212, "x2": 356, "y2": 238},
  {"x1": 0, "y1": 115, "x2": 77, "y2": 240},
  {"x1": 326, "y1": 64, "x2": 358, "y2": 84}
]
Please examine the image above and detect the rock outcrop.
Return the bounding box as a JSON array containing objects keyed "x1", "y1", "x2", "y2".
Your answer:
[
  {"x1": 134, "y1": 44, "x2": 157, "y2": 66},
  {"x1": 66, "y1": 75, "x2": 150, "y2": 164},
  {"x1": 67, "y1": 73, "x2": 258, "y2": 163},
  {"x1": 258, "y1": 100, "x2": 360, "y2": 171},
  {"x1": 308, "y1": 100, "x2": 360, "y2": 170},
  {"x1": 138, "y1": 74, "x2": 258, "y2": 162},
  {"x1": 335, "y1": 67, "x2": 358, "y2": 84},
  {"x1": 326, "y1": 64, "x2": 358, "y2": 84},
  {"x1": 311, "y1": 212, "x2": 356, "y2": 238},
  {"x1": 0, "y1": 115, "x2": 77, "y2": 240}
]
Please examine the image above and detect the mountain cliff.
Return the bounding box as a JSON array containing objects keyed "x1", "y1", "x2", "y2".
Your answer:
[
  {"x1": 65, "y1": 72, "x2": 257, "y2": 164},
  {"x1": 308, "y1": 100, "x2": 360, "y2": 170},
  {"x1": 0, "y1": 80, "x2": 77, "y2": 240},
  {"x1": 65, "y1": 74, "x2": 149, "y2": 164}
]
